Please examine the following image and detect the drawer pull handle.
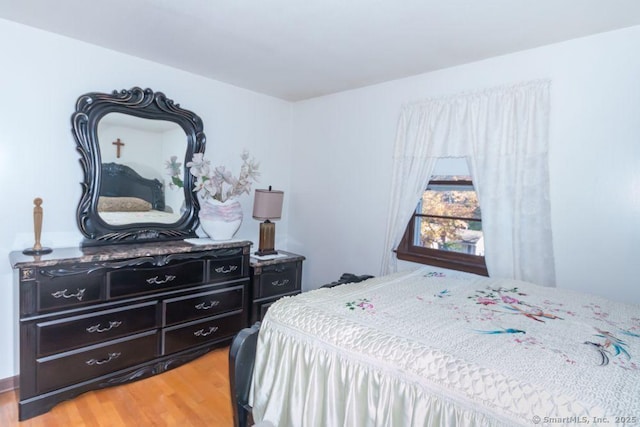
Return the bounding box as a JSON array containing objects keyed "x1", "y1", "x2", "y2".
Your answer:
[
  {"x1": 146, "y1": 275, "x2": 176, "y2": 285},
  {"x1": 272, "y1": 279, "x2": 290, "y2": 287},
  {"x1": 86, "y1": 352, "x2": 121, "y2": 366},
  {"x1": 194, "y1": 326, "x2": 219, "y2": 337},
  {"x1": 214, "y1": 265, "x2": 238, "y2": 274},
  {"x1": 51, "y1": 288, "x2": 86, "y2": 301},
  {"x1": 86, "y1": 321, "x2": 122, "y2": 333},
  {"x1": 195, "y1": 300, "x2": 221, "y2": 310}
]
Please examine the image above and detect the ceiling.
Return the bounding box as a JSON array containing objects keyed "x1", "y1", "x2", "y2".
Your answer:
[{"x1": 1, "y1": 0, "x2": 640, "y2": 101}]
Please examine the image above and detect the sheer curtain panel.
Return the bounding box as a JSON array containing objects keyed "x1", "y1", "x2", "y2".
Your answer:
[{"x1": 381, "y1": 81, "x2": 555, "y2": 287}]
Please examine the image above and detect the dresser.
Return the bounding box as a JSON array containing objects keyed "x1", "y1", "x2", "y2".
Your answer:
[
  {"x1": 249, "y1": 251, "x2": 305, "y2": 323},
  {"x1": 10, "y1": 240, "x2": 251, "y2": 421}
]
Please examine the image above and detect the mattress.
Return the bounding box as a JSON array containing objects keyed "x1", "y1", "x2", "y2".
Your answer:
[{"x1": 251, "y1": 268, "x2": 640, "y2": 426}]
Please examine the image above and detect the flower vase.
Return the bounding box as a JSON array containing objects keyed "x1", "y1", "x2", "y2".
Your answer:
[{"x1": 199, "y1": 198, "x2": 243, "y2": 240}]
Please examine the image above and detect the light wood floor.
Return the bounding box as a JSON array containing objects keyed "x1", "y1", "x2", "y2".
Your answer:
[{"x1": 0, "y1": 346, "x2": 233, "y2": 426}]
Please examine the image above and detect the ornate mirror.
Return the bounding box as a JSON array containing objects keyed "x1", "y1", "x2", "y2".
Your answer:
[{"x1": 72, "y1": 87, "x2": 205, "y2": 245}]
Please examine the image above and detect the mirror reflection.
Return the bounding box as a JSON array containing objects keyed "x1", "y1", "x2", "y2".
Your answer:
[{"x1": 97, "y1": 113, "x2": 187, "y2": 225}]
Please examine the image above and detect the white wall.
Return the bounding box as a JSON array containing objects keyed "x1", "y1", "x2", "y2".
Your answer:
[
  {"x1": 289, "y1": 26, "x2": 640, "y2": 305},
  {"x1": 0, "y1": 18, "x2": 293, "y2": 379}
]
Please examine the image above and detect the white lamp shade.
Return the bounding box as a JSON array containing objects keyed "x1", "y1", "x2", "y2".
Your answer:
[{"x1": 252, "y1": 189, "x2": 284, "y2": 220}]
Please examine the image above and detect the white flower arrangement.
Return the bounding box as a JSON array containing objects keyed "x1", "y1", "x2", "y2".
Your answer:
[{"x1": 165, "y1": 151, "x2": 260, "y2": 203}]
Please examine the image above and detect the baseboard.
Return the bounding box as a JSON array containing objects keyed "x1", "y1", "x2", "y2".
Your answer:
[{"x1": 0, "y1": 375, "x2": 18, "y2": 394}]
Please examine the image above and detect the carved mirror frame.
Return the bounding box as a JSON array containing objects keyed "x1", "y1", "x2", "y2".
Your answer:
[{"x1": 72, "y1": 87, "x2": 205, "y2": 245}]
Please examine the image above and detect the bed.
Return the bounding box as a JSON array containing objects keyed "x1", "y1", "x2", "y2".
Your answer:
[
  {"x1": 240, "y1": 268, "x2": 640, "y2": 427},
  {"x1": 98, "y1": 162, "x2": 181, "y2": 224}
]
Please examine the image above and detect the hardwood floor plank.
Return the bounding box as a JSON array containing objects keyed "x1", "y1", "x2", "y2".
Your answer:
[
  {"x1": 0, "y1": 390, "x2": 18, "y2": 426},
  {"x1": 0, "y1": 347, "x2": 233, "y2": 426}
]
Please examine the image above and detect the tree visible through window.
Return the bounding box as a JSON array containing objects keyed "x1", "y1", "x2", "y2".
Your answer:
[{"x1": 396, "y1": 175, "x2": 488, "y2": 276}]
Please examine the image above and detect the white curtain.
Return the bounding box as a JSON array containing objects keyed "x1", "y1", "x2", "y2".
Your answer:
[{"x1": 381, "y1": 80, "x2": 555, "y2": 287}]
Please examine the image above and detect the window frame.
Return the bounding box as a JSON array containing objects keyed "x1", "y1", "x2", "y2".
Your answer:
[{"x1": 395, "y1": 179, "x2": 489, "y2": 276}]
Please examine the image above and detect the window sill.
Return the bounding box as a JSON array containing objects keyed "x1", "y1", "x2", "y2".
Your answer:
[{"x1": 395, "y1": 247, "x2": 489, "y2": 277}]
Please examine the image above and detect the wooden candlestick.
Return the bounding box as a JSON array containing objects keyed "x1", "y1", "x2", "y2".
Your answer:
[{"x1": 23, "y1": 197, "x2": 52, "y2": 255}]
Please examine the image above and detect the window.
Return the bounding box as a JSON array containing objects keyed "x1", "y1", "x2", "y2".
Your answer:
[{"x1": 396, "y1": 175, "x2": 488, "y2": 276}]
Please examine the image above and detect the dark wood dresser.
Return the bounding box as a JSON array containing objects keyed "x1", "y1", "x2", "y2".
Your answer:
[
  {"x1": 249, "y1": 251, "x2": 305, "y2": 323},
  {"x1": 9, "y1": 240, "x2": 251, "y2": 421}
]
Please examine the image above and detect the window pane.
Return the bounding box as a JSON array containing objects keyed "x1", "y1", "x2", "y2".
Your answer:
[
  {"x1": 414, "y1": 175, "x2": 484, "y2": 256},
  {"x1": 413, "y1": 217, "x2": 484, "y2": 256},
  {"x1": 421, "y1": 178, "x2": 481, "y2": 220},
  {"x1": 429, "y1": 174, "x2": 470, "y2": 181},
  {"x1": 397, "y1": 170, "x2": 488, "y2": 276}
]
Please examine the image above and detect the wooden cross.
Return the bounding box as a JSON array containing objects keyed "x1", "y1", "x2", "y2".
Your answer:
[{"x1": 112, "y1": 138, "x2": 125, "y2": 158}]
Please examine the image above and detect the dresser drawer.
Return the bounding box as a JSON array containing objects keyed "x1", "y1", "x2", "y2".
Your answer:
[
  {"x1": 36, "y1": 302, "x2": 158, "y2": 357},
  {"x1": 36, "y1": 268, "x2": 105, "y2": 313},
  {"x1": 255, "y1": 262, "x2": 300, "y2": 299},
  {"x1": 36, "y1": 331, "x2": 158, "y2": 394},
  {"x1": 163, "y1": 312, "x2": 244, "y2": 354},
  {"x1": 163, "y1": 285, "x2": 245, "y2": 326},
  {"x1": 208, "y1": 253, "x2": 245, "y2": 283},
  {"x1": 108, "y1": 260, "x2": 205, "y2": 298}
]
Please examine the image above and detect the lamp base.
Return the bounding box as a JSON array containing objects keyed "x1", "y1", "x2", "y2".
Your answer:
[
  {"x1": 256, "y1": 220, "x2": 277, "y2": 256},
  {"x1": 255, "y1": 249, "x2": 278, "y2": 256}
]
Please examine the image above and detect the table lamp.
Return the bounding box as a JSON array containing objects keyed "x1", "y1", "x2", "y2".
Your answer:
[{"x1": 252, "y1": 186, "x2": 284, "y2": 256}]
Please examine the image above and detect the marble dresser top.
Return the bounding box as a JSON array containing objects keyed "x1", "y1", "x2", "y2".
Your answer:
[
  {"x1": 9, "y1": 239, "x2": 253, "y2": 269},
  {"x1": 249, "y1": 250, "x2": 305, "y2": 267}
]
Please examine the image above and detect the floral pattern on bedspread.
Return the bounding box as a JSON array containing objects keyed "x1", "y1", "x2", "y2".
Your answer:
[
  {"x1": 344, "y1": 276, "x2": 639, "y2": 370},
  {"x1": 463, "y1": 285, "x2": 638, "y2": 369},
  {"x1": 345, "y1": 298, "x2": 375, "y2": 312},
  {"x1": 260, "y1": 268, "x2": 640, "y2": 423}
]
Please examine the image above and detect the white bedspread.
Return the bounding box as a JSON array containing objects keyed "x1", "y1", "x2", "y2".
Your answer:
[
  {"x1": 251, "y1": 268, "x2": 640, "y2": 427},
  {"x1": 98, "y1": 210, "x2": 181, "y2": 225}
]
